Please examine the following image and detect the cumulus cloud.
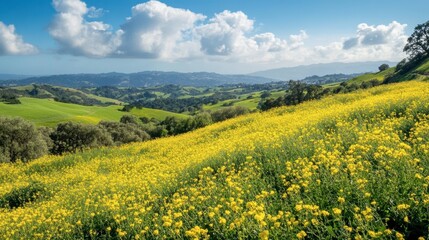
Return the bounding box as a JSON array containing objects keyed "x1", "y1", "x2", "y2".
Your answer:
[
  {"x1": 118, "y1": 0, "x2": 205, "y2": 59},
  {"x1": 195, "y1": 10, "x2": 307, "y2": 62},
  {"x1": 0, "y1": 22, "x2": 37, "y2": 55},
  {"x1": 342, "y1": 21, "x2": 407, "y2": 50},
  {"x1": 196, "y1": 10, "x2": 256, "y2": 56},
  {"x1": 49, "y1": 0, "x2": 122, "y2": 57},
  {"x1": 252, "y1": 33, "x2": 288, "y2": 53},
  {"x1": 48, "y1": 0, "x2": 407, "y2": 64},
  {"x1": 312, "y1": 21, "x2": 408, "y2": 62},
  {"x1": 49, "y1": 0, "x2": 296, "y2": 61}
]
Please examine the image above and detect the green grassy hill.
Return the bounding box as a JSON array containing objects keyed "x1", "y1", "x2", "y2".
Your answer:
[
  {"x1": 0, "y1": 97, "x2": 187, "y2": 126},
  {"x1": 416, "y1": 58, "x2": 429, "y2": 74},
  {"x1": 348, "y1": 58, "x2": 429, "y2": 85},
  {"x1": 347, "y1": 67, "x2": 395, "y2": 84}
]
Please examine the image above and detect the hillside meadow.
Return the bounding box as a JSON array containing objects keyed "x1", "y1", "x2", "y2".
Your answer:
[
  {"x1": 0, "y1": 97, "x2": 187, "y2": 126},
  {"x1": 0, "y1": 81, "x2": 429, "y2": 239}
]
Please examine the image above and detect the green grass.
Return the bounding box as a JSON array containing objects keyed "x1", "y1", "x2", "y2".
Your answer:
[
  {"x1": 130, "y1": 107, "x2": 188, "y2": 120},
  {"x1": 233, "y1": 98, "x2": 260, "y2": 109},
  {"x1": 322, "y1": 82, "x2": 341, "y2": 88},
  {"x1": 203, "y1": 100, "x2": 234, "y2": 111},
  {"x1": 269, "y1": 90, "x2": 286, "y2": 98},
  {"x1": 0, "y1": 97, "x2": 187, "y2": 126},
  {"x1": 348, "y1": 68, "x2": 395, "y2": 84},
  {"x1": 204, "y1": 98, "x2": 260, "y2": 111},
  {"x1": 416, "y1": 58, "x2": 429, "y2": 74},
  {"x1": 83, "y1": 93, "x2": 123, "y2": 104}
]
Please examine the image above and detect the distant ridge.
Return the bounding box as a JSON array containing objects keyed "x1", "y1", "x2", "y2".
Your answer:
[
  {"x1": 250, "y1": 61, "x2": 397, "y2": 81},
  {"x1": 0, "y1": 74, "x2": 36, "y2": 81},
  {"x1": 0, "y1": 71, "x2": 276, "y2": 88}
]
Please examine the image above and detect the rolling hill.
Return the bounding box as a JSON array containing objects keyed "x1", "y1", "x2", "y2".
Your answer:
[
  {"x1": 347, "y1": 67, "x2": 396, "y2": 84},
  {"x1": 347, "y1": 57, "x2": 429, "y2": 84},
  {"x1": 0, "y1": 97, "x2": 186, "y2": 126}
]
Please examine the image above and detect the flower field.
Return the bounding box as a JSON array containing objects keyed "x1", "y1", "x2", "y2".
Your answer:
[{"x1": 1, "y1": 80, "x2": 429, "y2": 239}]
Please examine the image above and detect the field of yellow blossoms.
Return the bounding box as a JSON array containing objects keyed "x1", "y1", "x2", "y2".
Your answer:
[{"x1": 1, "y1": 80, "x2": 429, "y2": 239}]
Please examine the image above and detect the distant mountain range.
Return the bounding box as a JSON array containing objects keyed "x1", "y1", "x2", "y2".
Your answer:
[
  {"x1": 250, "y1": 61, "x2": 397, "y2": 81},
  {"x1": 0, "y1": 74, "x2": 36, "y2": 81},
  {"x1": 0, "y1": 61, "x2": 396, "y2": 88},
  {"x1": 0, "y1": 72, "x2": 276, "y2": 88}
]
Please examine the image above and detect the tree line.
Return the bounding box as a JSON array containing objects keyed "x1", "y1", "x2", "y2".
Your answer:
[
  {"x1": 0, "y1": 106, "x2": 249, "y2": 163},
  {"x1": 124, "y1": 91, "x2": 237, "y2": 113},
  {"x1": 258, "y1": 79, "x2": 382, "y2": 111}
]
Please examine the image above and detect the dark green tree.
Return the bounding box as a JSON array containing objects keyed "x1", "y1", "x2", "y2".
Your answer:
[
  {"x1": 38, "y1": 126, "x2": 54, "y2": 151},
  {"x1": 50, "y1": 122, "x2": 113, "y2": 155},
  {"x1": 120, "y1": 115, "x2": 139, "y2": 125},
  {"x1": 161, "y1": 116, "x2": 184, "y2": 135},
  {"x1": 0, "y1": 117, "x2": 48, "y2": 163},
  {"x1": 193, "y1": 112, "x2": 213, "y2": 128},
  {"x1": 404, "y1": 20, "x2": 429, "y2": 59},
  {"x1": 378, "y1": 64, "x2": 390, "y2": 72},
  {"x1": 284, "y1": 81, "x2": 306, "y2": 105},
  {"x1": 304, "y1": 85, "x2": 323, "y2": 101},
  {"x1": 260, "y1": 91, "x2": 271, "y2": 98},
  {"x1": 98, "y1": 121, "x2": 150, "y2": 145}
]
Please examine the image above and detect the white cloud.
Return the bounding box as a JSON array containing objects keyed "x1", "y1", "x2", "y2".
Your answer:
[
  {"x1": 52, "y1": 0, "x2": 86, "y2": 15},
  {"x1": 195, "y1": 10, "x2": 306, "y2": 62},
  {"x1": 49, "y1": 0, "x2": 122, "y2": 57},
  {"x1": 0, "y1": 22, "x2": 37, "y2": 55},
  {"x1": 313, "y1": 21, "x2": 408, "y2": 63},
  {"x1": 289, "y1": 30, "x2": 308, "y2": 49},
  {"x1": 342, "y1": 21, "x2": 407, "y2": 49},
  {"x1": 87, "y1": 7, "x2": 108, "y2": 18},
  {"x1": 252, "y1": 33, "x2": 288, "y2": 52},
  {"x1": 49, "y1": 0, "x2": 293, "y2": 61},
  {"x1": 118, "y1": 0, "x2": 205, "y2": 59},
  {"x1": 48, "y1": 1, "x2": 408, "y2": 65},
  {"x1": 196, "y1": 10, "x2": 256, "y2": 56}
]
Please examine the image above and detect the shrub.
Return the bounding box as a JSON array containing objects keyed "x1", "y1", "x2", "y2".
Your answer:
[
  {"x1": 378, "y1": 63, "x2": 390, "y2": 72},
  {"x1": 120, "y1": 115, "x2": 139, "y2": 125},
  {"x1": 98, "y1": 121, "x2": 150, "y2": 145},
  {"x1": 0, "y1": 117, "x2": 48, "y2": 163},
  {"x1": 50, "y1": 122, "x2": 113, "y2": 155},
  {"x1": 210, "y1": 106, "x2": 250, "y2": 122}
]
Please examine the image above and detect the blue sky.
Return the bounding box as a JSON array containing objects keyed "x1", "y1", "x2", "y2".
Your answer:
[{"x1": 0, "y1": 0, "x2": 428, "y2": 75}]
